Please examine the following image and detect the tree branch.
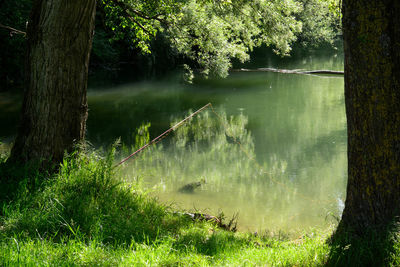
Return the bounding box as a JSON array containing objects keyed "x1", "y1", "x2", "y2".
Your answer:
[
  {"x1": 0, "y1": 23, "x2": 26, "y2": 36},
  {"x1": 117, "y1": 7, "x2": 151, "y2": 34},
  {"x1": 109, "y1": 0, "x2": 166, "y2": 23}
]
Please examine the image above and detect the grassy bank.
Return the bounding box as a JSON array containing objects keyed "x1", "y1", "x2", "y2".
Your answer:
[
  {"x1": 1, "y1": 149, "x2": 400, "y2": 266},
  {"x1": 1, "y1": 111, "x2": 400, "y2": 266},
  {"x1": 0, "y1": 146, "x2": 333, "y2": 266},
  {"x1": 4, "y1": 113, "x2": 400, "y2": 266}
]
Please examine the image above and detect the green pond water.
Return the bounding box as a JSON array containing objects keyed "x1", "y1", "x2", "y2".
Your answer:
[{"x1": 0, "y1": 48, "x2": 346, "y2": 232}]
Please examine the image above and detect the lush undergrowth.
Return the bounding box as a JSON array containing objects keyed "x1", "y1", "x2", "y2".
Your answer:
[{"x1": 0, "y1": 147, "x2": 334, "y2": 266}]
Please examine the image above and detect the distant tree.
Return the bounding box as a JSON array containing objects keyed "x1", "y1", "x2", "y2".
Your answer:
[
  {"x1": 8, "y1": 0, "x2": 303, "y2": 167},
  {"x1": 336, "y1": 0, "x2": 400, "y2": 235},
  {"x1": 296, "y1": 0, "x2": 341, "y2": 47}
]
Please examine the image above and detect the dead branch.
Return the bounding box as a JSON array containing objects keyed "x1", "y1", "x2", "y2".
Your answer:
[
  {"x1": 0, "y1": 23, "x2": 26, "y2": 36},
  {"x1": 185, "y1": 212, "x2": 238, "y2": 232}
]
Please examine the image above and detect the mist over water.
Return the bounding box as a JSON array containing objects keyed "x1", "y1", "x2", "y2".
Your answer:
[{"x1": 0, "y1": 47, "x2": 346, "y2": 232}]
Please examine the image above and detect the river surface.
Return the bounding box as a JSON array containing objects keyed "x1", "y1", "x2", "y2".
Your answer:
[{"x1": 0, "y1": 48, "x2": 346, "y2": 232}]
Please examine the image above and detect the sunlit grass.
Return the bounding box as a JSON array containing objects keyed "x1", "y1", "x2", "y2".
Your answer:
[{"x1": 0, "y1": 231, "x2": 331, "y2": 266}]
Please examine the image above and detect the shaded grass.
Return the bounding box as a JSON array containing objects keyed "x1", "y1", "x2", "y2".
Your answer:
[
  {"x1": 0, "y1": 144, "x2": 189, "y2": 245},
  {"x1": 327, "y1": 226, "x2": 400, "y2": 267}
]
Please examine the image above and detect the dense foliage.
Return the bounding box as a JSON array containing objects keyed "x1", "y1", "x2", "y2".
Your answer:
[
  {"x1": 0, "y1": 0, "x2": 342, "y2": 90},
  {"x1": 296, "y1": 0, "x2": 341, "y2": 47},
  {"x1": 98, "y1": 0, "x2": 303, "y2": 78}
]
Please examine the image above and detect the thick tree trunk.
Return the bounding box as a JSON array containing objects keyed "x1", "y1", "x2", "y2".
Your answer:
[
  {"x1": 9, "y1": 0, "x2": 96, "y2": 165},
  {"x1": 337, "y1": 0, "x2": 400, "y2": 234}
]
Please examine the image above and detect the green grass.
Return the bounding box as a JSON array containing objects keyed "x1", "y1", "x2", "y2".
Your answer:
[
  {"x1": 0, "y1": 146, "x2": 334, "y2": 266},
  {"x1": 0, "y1": 233, "x2": 329, "y2": 266}
]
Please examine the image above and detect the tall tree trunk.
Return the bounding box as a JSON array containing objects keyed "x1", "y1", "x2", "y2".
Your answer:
[
  {"x1": 337, "y1": 0, "x2": 400, "y2": 234},
  {"x1": 9, "y1": 0, "x2": 96, "y2": 166}
]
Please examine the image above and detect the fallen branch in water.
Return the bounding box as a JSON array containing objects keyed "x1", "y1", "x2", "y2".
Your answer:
[
  {"x1": 114, "y1": 103, "x2": 212, "y2": 167},
  {"x1": 231, "y1": 68, "x2": 344, "y2": 75}
]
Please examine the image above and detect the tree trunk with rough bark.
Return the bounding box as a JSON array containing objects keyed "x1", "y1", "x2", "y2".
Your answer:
[
  {"x1": 337, "y1": 0, "x2": 400, "y2": 235},
  {"x1": 9, "y1": 0, "x2": 96, "y2": 166}
]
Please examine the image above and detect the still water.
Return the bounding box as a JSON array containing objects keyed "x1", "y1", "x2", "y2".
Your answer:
[{"x1": 0, "y1": 48, "x2": 346, "y2": 232}]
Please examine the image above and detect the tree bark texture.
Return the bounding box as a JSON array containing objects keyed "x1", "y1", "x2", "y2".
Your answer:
[
  {"x1": 10, "y1": 0, "x2": 96, "y2": 165},
  {"x1": 338, "y1": 0, "x2": 400, "y2": 234}
]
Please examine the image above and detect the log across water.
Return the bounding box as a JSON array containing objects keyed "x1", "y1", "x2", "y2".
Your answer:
[{"x1": 231, "y1": 68, "x2": 344, "y2": 75}]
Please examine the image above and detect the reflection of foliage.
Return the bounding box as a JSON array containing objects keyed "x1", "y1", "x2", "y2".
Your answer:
[
  {"x1": 118, "y1": 106, "x2": 345, "y2": 229},
  {"x1": 0, "y1": 140, "x2": 10, "y2": 159},
  {"x1": 134, "y1": 122, "x2": 151, "y2": 150},
  {"x1": 121, "y1": 109, "x2": 285, "y2": 197}
]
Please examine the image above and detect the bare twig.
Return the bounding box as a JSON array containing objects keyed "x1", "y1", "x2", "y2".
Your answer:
[{"x1": 0, "y1": 23, "x2": 26, "y2": 36}]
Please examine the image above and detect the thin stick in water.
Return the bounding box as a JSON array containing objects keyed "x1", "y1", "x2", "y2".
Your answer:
[{"x1": 115, "y1": 103, "x2": 212, "y2": 167}]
